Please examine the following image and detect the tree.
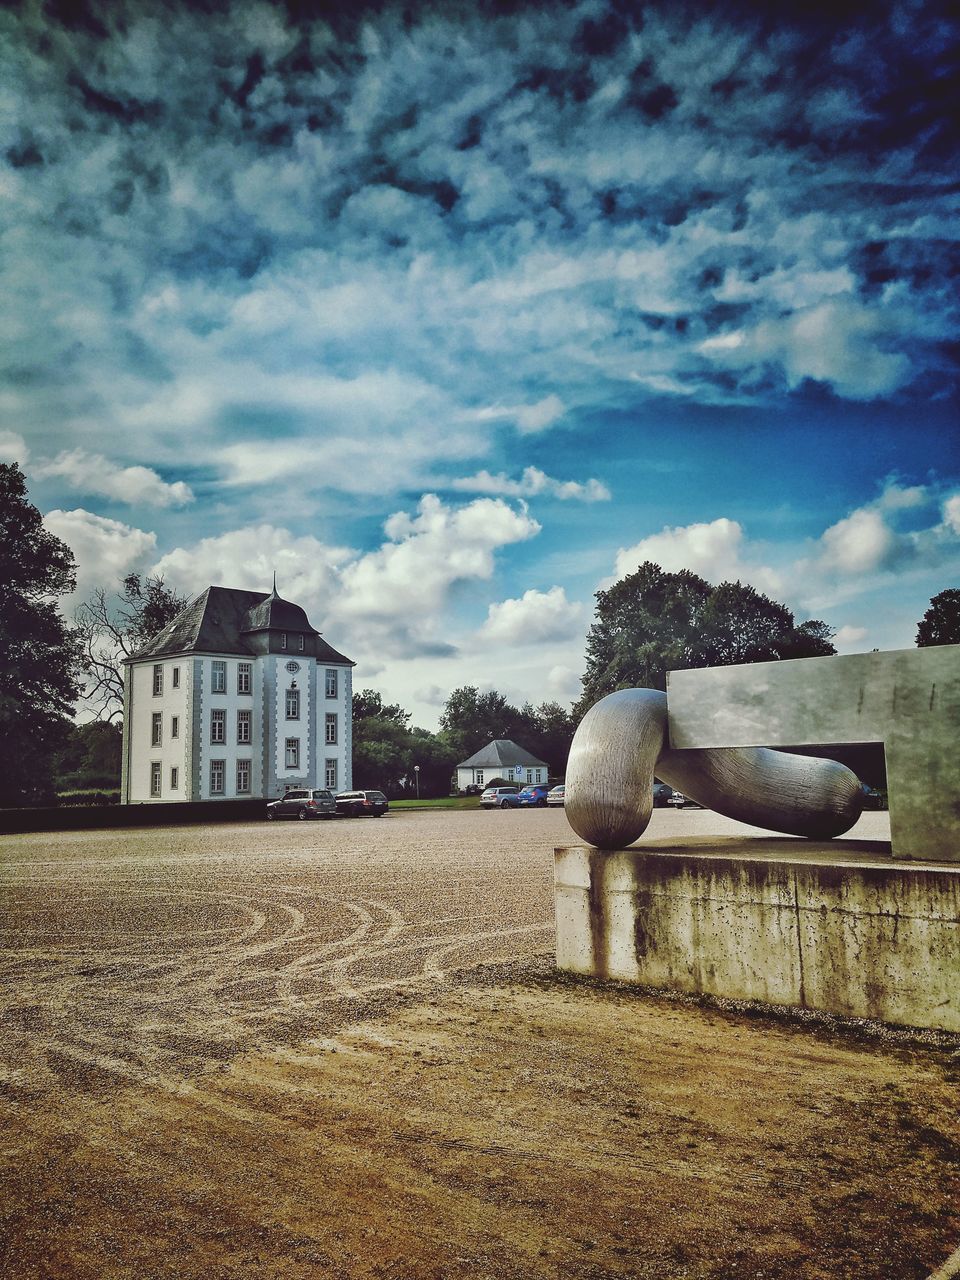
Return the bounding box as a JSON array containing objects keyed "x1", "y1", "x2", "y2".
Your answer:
[
  {"x1": 916, "y1": 589, "x2": 960, "y2": 647},
  {"x1": 579, "y1": 561, "x2": 836, "y2": 712},
  {"x1": 53, "y1": 720, "x2": 123, "y2": 792},
  {"x1": 439, "y1": 687, "x2": 574, "y2": 777},
  {"x1": 0, "y1": 463, "x2": 82, "y2": 806},
  {"x1": 75, "y1": 572, "x2": 187, "y2": 720}
]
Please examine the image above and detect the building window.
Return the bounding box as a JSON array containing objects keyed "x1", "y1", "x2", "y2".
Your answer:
[
  {"x1": 325, "y1": 713, "x2": 337, "y2": 745},
  {"x1": 150, "y1": 761, "x2": 162, "y2": 797},
  {"x1": 151, "y1": 712, "x2": 162, "y2": 747},
  {"x1": 298, "y1": 634, "x2": 304, "y2": 651},
  {"x1": 325, "y1": 669, "x2": 338, "y2": 698},
  {"x1": 285, "y1": 687, "x2": 300, "y2": 720},
  {"x1": 476, "y1": 771, "x2": 484, "y2": 785},
  {"x1": 170, "y1": 766, "x2": 179, "y2": 790},
  {"x1": 236, "y1": 759, "x2": 251, "y2": 794},
  {"x1": 211, "y1": 660, "x2": 226, "y2": 693},
  {"x1": 526, "y1": 770, "x2": 533, "y2": 783},
  {"x1": 280, "y1": 632, "x2": 287, "y2": 651},
  {"x1": 325, "y1": 757, "x2": 337, "y2": 790},
  {"x1": 211, "y1": 709, "x2": 226, "y2": 744},
  {"x1": 285, "y1": 738, "x2": 300, "y2": 769},
  {"x1": 535, "y1": 769, "x2": 542, "y2": 783},
  {"x1": 171, "y1": 715, "x2": 179, "y2": 740},
  {"x1": 238, "y1": 662, "x2": 251, "y2": 695},
  {"x1": 210, "y1": 760, "x2": 225, "y2": 794},
  {"x1": 172, "y1": 666, "x2": 180, "y2": 690},
  {"x1": 153, "y1": 664, "x2": 163, "y2": 695},
  {"x1": 237, "y1": 709, "x2": 251, "y2": 744}
]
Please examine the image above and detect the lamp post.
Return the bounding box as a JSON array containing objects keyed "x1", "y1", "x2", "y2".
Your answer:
[{"x1": 414, "y1": 764, "x2": 420, "y2": 799}]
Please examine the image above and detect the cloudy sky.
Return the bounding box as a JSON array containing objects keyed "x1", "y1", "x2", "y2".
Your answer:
[{"x1": 3, "y1": 0, "x2": 958, "y2": 728}]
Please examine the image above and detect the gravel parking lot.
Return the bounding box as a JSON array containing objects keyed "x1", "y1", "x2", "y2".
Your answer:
[{"x1": 1, "y1": 807, "x2": 958, "y2": 1279}]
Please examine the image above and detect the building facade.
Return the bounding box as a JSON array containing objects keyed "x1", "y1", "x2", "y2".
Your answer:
[
  {"x1": 455, "y1": 739, "x2": 549, "y2": 792},
  {"x1": 121, "y1": 585, "x2": 354, "y2": 804}
]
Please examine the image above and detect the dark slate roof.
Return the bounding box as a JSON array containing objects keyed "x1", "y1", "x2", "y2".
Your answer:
[
  {"x1": 127, "y1": 585, "x2": 354, "y2": 665},
  {"x1": 456, "y1": 739, "x2": 548, "y2": 770},
  {"x1": 242, "y1": 588, "x2": 314, "y2": 635}
]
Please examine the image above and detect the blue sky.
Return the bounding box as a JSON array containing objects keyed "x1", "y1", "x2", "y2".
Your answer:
[{"x1": 2, "y1": 0, "x2": 958, "y2": 728}]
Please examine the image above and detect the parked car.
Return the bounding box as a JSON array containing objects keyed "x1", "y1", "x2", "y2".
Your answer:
[
  {"x1": 266, "y1": 788, "x2": 337, "y2": 820},
  {"x1": 547, "y1": 784, "x2": 565, "y2": 806},
  {"x1": 480, "y1": 785, "x2": 520, "y2": 809},
  {"x1": 336, "y1": 789, "x2": 389, "y2": 817},
  {"x1": 667, "y1": 789, "x2": 687, "y2": 807},
  {"x1": 459, "y1": 783, "x2": 483, "y2": 796},
  {"x1": 517, "y1": 784, "x2": 551, "y2": 807},
  {"x1": 652, "y1": 782, "x2": 673, "y2": 807}
]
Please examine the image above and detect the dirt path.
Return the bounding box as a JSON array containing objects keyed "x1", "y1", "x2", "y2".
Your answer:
[{"x1": 1, "y1": 811, "x2": 957, "y2": 1278}]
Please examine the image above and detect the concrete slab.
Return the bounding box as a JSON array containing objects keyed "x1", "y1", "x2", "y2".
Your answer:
[
  {"x1": 555, "y1": 837, "x2": 960, "y2": 1031},
  {"x1": 666, "y1": 643, "x2": 960, "y2": 861}
]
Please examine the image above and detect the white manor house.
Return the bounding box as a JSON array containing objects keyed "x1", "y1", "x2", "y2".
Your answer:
[{"x1": 121, "y1": 584, "x2": 354, "y2": 804}]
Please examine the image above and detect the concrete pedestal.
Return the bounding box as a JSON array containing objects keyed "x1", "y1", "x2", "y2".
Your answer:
[{"x1": 555, "y1": 838, "x2": 960, "y2": 1032}]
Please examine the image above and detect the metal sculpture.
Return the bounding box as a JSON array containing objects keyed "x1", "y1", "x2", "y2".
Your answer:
[{"x1": 565, "y1": 688, "x2": 864, "y2": 850}]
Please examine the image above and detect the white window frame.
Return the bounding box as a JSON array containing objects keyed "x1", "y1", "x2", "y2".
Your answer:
[
  {"x1": 237, "y1": 662, "x2": 251, "y2": 695},
  {"x1": 236, "y1": 759, "x2": 251, "y2": 794},
  {"x1": 285, "y1": 738, "x2": 300, "y2": 769},
  {"x1": 170, "y1": 766, "x2": 179, "y2": 791},
  {"x1": 476, "y1": 770, "x2": 484, "y2": 785},
  {"x1": 152, "y1": 664, "x2": 163, "y2": 696},
  {"x1": 172, "y1": 666, "x2": 180, "y2": 689},
  {"x1": 298, "y1": 634, "x2": 304, "y2": 651},
  {"x1": 211, "y1": 660, "x2": 227, "y2": 693},
  {"x1": 237, "y1": 709, "x2": 251, "y2": 744},
  {"x1": 325, "y1": 669, "x2": 337, "y2": 699},
  {"x1": 210, "y1": 709, "x2": 226, "y2": 744},
  {"x1": 285, "y1": 688, "x2": 300, "y2": 720},
  {"x1": 210, "y1": 759, "x2": 225, "y2": 795},
  {"x1": 325, "y1": 757, "x2": 337, "y2": 790},
  {"x1": 150, "y1": 761, "x2": 162, "y2": 797},
  {"x1": 151, "y1": 712, "x2": 162, "y2": 747},
  {"x1": 325, "y1": 713, "x2": 337, "y2": 745},
  {"x1": 280, "y1": 632, "x2": 287, "y2": 651},
  {"x1": 171, "y1": 715, "x2": 179, "y2": 740}
]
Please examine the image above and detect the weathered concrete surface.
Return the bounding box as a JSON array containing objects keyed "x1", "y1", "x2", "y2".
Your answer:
[
  {"x1": 555, "y1": 837, "x2": 960, "y2": 1031},
  {"x1": 667, "y1": 643, "x2": 960, "y2": 861}
]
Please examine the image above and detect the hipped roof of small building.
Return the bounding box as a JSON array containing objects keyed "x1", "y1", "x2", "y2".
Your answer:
[
  {"x1": 125, "y1": 585, "x2": 354, "y2": 665},
  {"x1": 456, "y1": 739, "x2": 548, "y2": 770}
]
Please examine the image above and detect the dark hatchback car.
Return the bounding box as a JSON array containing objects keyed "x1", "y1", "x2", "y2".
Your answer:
[
  {"x1": 517, "y1": 784, "x2": 551, "y2": 807},
  {"x1": 266, "y1": 788, "x2": 337, "y2": 820},
  {"x1": 336, "y1": 789, "x2": 389, "y2": 817}
]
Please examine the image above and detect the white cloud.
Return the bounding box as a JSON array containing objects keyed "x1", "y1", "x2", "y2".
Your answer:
[
  {"x1": 698, "y1": 300, "x2": 912, "y2": 399},
  {"x1": 450, "y1": 466, "x2": 610, "y2": 502},
  {"x1": 0, "y1": 430, "x2": 29, "y2": 466},
  {"x1": 43, "y1": 508, "x2": 157, "y2": 613},
  {"x1": 816, "y1": 508, "x2": 898, "y2": 575},
  {"x1": 834, "y1": 625, "x2": 868, "y2": 647},
  {"x1": 338, "y1": 494, "x2": 540, "y2": 626},
  {"x1": 481, "y1": 586, "x2": 583, "y2": 645},
  {"x1": 152, "y1": 525, "x2": 350, "y2": 608},
  {"x1": 517, "y1": 394, "x2": 565, "y2": 434},
  {"x1": 613, "y1": 517, "x2": 784, "y2": 595},
  {"x1": 32, "y1": 450, "x2": 193, "y2": 508},
  {"x1": 942, "y1": 494, "x2": 960, "y2": 536}
]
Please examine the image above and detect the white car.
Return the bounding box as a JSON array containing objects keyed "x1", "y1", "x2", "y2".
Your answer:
[
  {"x1": 547, "y1": 785, "x2": 565, "y2": 806},
  {"x1": 480, "y1": 786, "x2": 520, "y2": 809}
]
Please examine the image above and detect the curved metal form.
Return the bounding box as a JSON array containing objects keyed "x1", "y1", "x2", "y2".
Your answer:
[{"x1": 565, "y1": 688, "x2": 864, "y2": 851}]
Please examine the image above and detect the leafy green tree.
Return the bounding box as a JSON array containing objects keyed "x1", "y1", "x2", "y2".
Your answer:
[
  {"x1": 0, "y1": 463, "x2": 81, "y2": 806},
  {"x1": 76, "y1": 572, "x2": 187, "y2": 720},
  {"x1": 916, "y1": 589, "x2": 960, "y2": 647},
  {"x1": 579, "y1": 561, "x2": 835, "y2": 713},
  {"x1": 439, "y1": 687, "x2": 573, "y2": 777},
  {"x1": 53, "y1": 720, "x2": 123, "y2": 791}
]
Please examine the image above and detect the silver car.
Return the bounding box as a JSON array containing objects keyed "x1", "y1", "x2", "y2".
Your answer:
[{"x1": 266, "y1": 788, "x2": 337, "y2": 820}]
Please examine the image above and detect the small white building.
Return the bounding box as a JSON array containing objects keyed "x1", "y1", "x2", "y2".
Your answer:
[
  {"x1": 121, "y1": 584, "x2": 354, "y2": 804},
  {"x1": 455, "y1": 739, "x2": 549, "y2": 792}
]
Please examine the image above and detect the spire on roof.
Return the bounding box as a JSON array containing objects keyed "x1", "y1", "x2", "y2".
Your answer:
[{"x1": 272, "y1": 570, "x2": 278, "y2": 596}]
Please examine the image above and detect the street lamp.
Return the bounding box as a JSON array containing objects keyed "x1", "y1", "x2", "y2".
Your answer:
[{"x1": 414, "y1": 764, "x2": 420, "y2": 799}]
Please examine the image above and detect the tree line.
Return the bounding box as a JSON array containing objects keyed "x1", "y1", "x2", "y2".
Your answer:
[{"x1": 3, "y1": 461, "x2": 958, "y2": 807}]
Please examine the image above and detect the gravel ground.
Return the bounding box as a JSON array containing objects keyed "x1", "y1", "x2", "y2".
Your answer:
[{"x1": 1, "y1": 807, "x2": 958, "y2": 1279}]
